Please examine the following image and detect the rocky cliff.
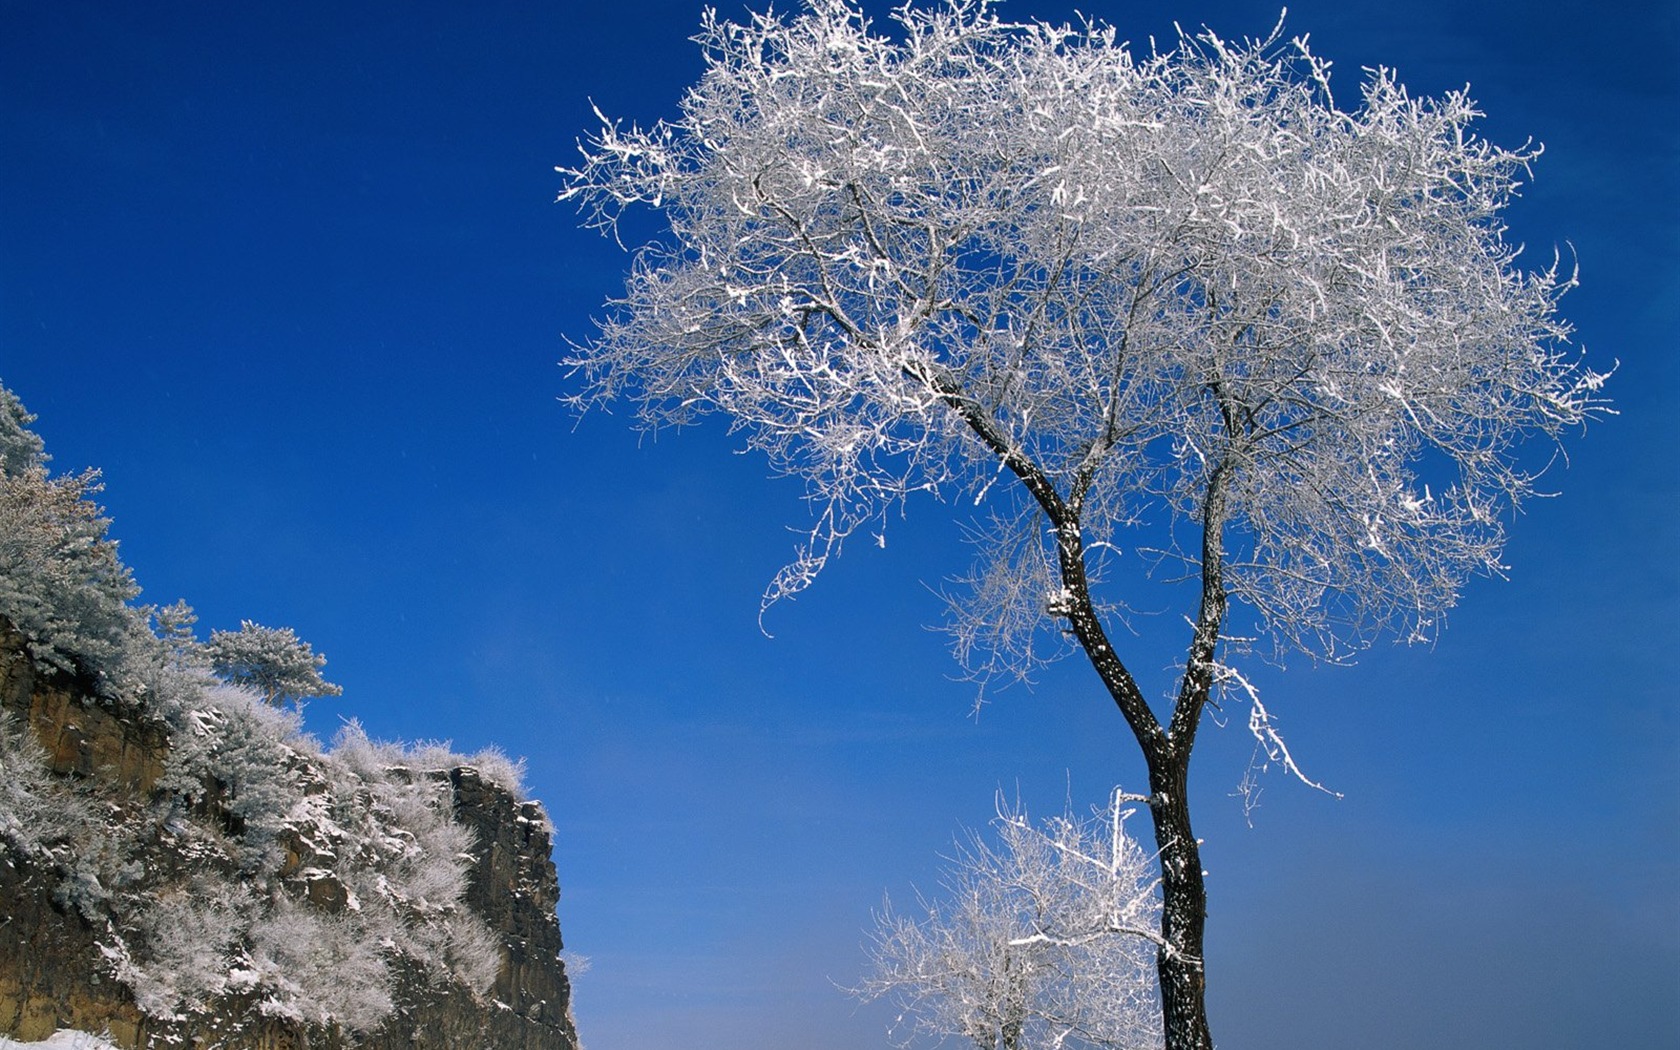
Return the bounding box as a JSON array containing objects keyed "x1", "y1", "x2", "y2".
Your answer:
[
  {"x1": 356, "y1": 766, "x2": 578, "y2": 1050},
  {"x1": 0, "y1": 622, "x2": 578, "y2": 1050}
]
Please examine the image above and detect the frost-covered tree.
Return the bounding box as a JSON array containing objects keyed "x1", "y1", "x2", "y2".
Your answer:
[
  {"x1": 206, "y1": 620, "x2": 342, "y2": 707},
  {"x1": 0, "y1": 384, "x2": 47, "y2": 476},
  {"x1": 559, "y1": 2, "x2": 1607, "y2": 1044},
  {"x1": 860, "y1": 791, "x2": 1161, "y2": 1050},
  {"x1": 0, "y1": 384, "x2": 138, "y2": 685}
]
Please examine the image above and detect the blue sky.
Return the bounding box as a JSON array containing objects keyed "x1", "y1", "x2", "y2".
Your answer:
[{"x1": 2, "y1": 0, "x2": 1676, "y2": 1047}]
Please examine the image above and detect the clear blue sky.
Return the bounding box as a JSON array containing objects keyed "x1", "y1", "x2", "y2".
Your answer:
[{"x1": 2, "y1": 0, "x2": 1675, "y2": 1047}]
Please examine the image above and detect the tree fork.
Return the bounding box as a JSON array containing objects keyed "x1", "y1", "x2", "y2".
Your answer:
[
  {"x1": 1056, "y1": 511, "x2": 1214, "y2": 1050},
  {"x1": 1140, "y1": 459, "x2": 1228, "y2": 1050}
]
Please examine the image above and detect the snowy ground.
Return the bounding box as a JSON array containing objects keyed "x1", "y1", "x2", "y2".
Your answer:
[{"x1": 0, "y1": 1034, "x2": 119, "y2": 1049}]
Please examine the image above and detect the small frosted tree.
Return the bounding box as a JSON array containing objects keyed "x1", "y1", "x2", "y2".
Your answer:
[
  {"x1": 0, "y1": 383, "x2": 139, "y2": 684},
  {"x1": 206, "y1": 621, "x2": 342, "y2": 707},
  {"x1": 860, "y1": 791, "x2": 1162, "y2": 1050},
  {"x1": 557, "y1": 2, "x2": 1609, "y2": 1045}
]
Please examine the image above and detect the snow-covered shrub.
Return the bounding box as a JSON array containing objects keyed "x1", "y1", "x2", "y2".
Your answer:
[
  {"x1": 0, "y1": 713, "x2": 154, "y2": 925},
  {"x1": 50, "y1": 804, "x2": 147, "y2": 924},
  {"x1": 156, "y1": 683, "x2": 313, "y2": 872},
  {"x1": 67, "y1": 663, "x2": 504, "y2": 1033},
  {"x1": 115, "y1": 706, "x2": 506, "y2": 1032},
  {"x1": 114, "y1": 878, "x2": 259, "y2": 1017},
  {"x1": 397, "y1": 905, "x2": 504, "y2": 995},
  {"x1": 333, "y1": 724, "x2": 529, "y2": 800},
  {"x1": 326, "y1": 722, "x2": 504, "y2": 993},
  {"x1": 861, "y1": 791, "x2": 1163, "y2": 1050},
  {"x1": 463, "y1": 743, "x2": 528, "y2": 800},
  {"x1": 0, "y1": 711, "x2": 95, "y2": 858},
  {"x1": 244, "y1": 897, "x2": 394, "y2": 1031}
]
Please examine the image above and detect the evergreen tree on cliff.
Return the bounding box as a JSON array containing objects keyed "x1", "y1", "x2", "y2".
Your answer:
[
  {"x1": 205, "y1": 620, "x2": 342, "y2": 707},
  {"x1": 0, "y1": 383, "x2": 138, "y2": 683},
  {"x1": 557, "y1": 2, "x2": 1609, "y2": 1044}
]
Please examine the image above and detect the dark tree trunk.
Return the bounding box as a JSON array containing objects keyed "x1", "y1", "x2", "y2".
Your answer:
[
  {"x1": 938, "y1": 381, "x2": 1225, "y2": 1049},
  {"x1": 1046, "y1": 494, "x2": 1221, "y2": 1050},
  {"x1": 1146, "y1": 753, "x2": 1213, "y2": 1050}
]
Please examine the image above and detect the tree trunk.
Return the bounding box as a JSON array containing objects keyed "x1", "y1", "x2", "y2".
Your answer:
[
  {"x1": 1147, "y1": 753, "x2": 1212, "y2": 1050},
  {"x1": 941, "y1": 390, "x2": 1223, "y2": 1048}
]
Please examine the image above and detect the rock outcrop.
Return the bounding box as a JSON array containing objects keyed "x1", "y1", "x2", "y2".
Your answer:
[
  {"x1": 0, "y1": 623, "x2": 578, "y2": 1050},
  {"x1": 354, "y1": 767, "x2": 577, "y2": 1050}
]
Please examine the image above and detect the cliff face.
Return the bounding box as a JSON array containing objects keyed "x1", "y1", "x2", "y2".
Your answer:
[
  {"x1": 1, "y1": 627, "x2": 150, "y2": 1045},
  {"x1": 355, "y1": 767, "x2": 578, "y2": 1050},
  {"x1": 0, "y1": 624, "x2": 578, "y2": 1050}
]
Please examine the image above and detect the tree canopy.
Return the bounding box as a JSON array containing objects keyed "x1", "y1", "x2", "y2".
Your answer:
[{"x1": 561, "y1": 0, "x2": 1605, "y2": 667}]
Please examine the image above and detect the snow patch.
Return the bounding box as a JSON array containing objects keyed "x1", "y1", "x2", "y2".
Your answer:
[{"x1": 0, "y1": 1033, "x2": 123, "y2": 1050}]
